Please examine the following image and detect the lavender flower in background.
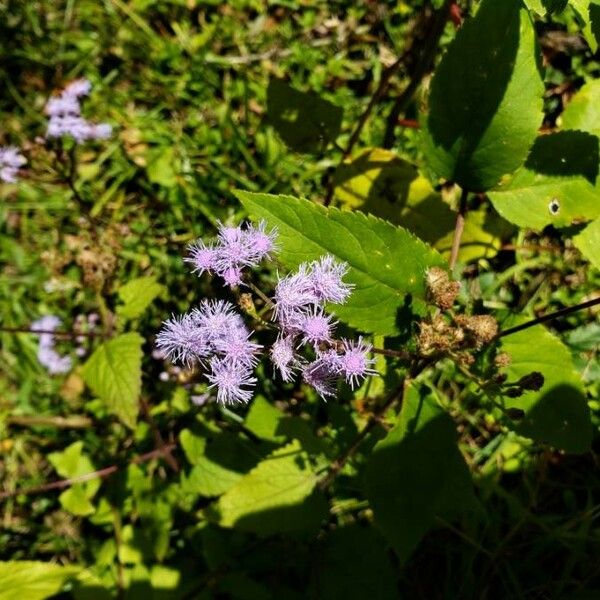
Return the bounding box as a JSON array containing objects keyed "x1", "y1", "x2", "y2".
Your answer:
[
  {"x1": 45, "y1": 78, "x2": 112, "y2": 143},
  {"x1": 338, "y1": 337, "x2": 377, "y2": 389},
  {"x1": 270, "y1": 335, "x2": 299, "y2": 382},
  {"x1": 186, "y1": 220, "x2": 277, "y2": 288},
  {"x1": 31, "y1": 316, "x2": 72, "y2": 375},
  {"x1": 0, "y1": 146, "x2": 26, "y2": 183}
]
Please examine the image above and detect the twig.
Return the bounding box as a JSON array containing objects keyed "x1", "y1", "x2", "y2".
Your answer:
[
  {"x1": 498, "y1": 296, "x2": 600, "y2": 338},
  {"x1": 0, "y1": 326, "x2": 100, "y2": 338},
  {"x1": 6, "y1": 415, "x2": 92, "y2": 429},
  {"x1": 371, "y1": 347, "x2": 411, "y2": 360},
  {"x1": 449, "y1": 188, "x2": 469, "y2": 270},
  {"x1": 383, "y1": 0, "x2": 454, "y2": 149},
  {"x1": 140, "y1": 398, "x2": 179, "y2": 473},
  {"x1": 0, "y1": 444, "x2": 177, "y2": 501}
]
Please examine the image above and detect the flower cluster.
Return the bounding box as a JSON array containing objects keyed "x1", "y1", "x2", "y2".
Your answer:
[
  {"x1": 46, "y1": 79, "x2": 112, "y2": 143},
  {"x1": 0, "y1": 146, "x2": 26, "y2": 183},
  {"x1": 156, "y1": 300, "x2": 260, "y2": 404},
  {"x1": 270, "y1": 258, "x2": 376, "y2": 398},
  {"x1": 158, "y1": 221, "x2": 377, "y2": 404},
  {"x1": 31, "y1": 315, "x2": 72, "y2": 375},
  {"x1": 186, "y1": 220, "x2": 277, "y2": 287}
]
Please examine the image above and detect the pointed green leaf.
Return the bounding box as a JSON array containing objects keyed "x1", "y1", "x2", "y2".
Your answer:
[
  {"x1": 365, "y1": 383, "x2": 476, "y2": 562},
  {"x1": 117, "y1": 276, "x2": 164, "y2": 320},
  {"x1": 574, "y1": 217, "x2": 600, "y2": 269},
  {"x1": 422, "y1": 0, "x2": 544, "y2": 191},
  {"x1": 488, "y1": 131, "x2": 600, "y2": 230},
  {"x1": 500, "y1": 325, "x2": 592, "y2": 453},
  {"x1": 562, "y1": 79, "x2": 600, "y2": 137},
  {"x1": 0, "y1": 561, "x2": 81, "y2": 600},
  {"x1": 81, "y1": 333, "x2": 143, "y2": 429},
  {"x1": 236, "y1": 190, "x2": 445, "y2": 335},
  {"x1": 207, "y1": 439, "x2": 327, "y2": 535}
]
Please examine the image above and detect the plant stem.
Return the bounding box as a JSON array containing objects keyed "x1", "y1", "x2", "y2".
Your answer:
[
  {"x1": 6, "y1": 415, "x2": 92, "y2": 429},
  {"x1": 383, "y1": 0, "x2": 454, "y2": 149},
  {"x1": 0, "y1": 326, "x2": 100, "y2": 338},
  {"x1": 498, "y1": 296, "x2": 600, "y2": 338},
  {"x1": 449, "y1": 187, "x2": 469, "y2": 270}
]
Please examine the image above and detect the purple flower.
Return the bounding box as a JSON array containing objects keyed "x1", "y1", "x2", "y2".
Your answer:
[
  {"x1": 0, "y1": 146, "x2": 26, "y2": 183},
  {"x1": 63, "y1": 79, "x2": 92, "y2": 98},
  {"x1": 206, "y1": 357, "x2": 256, "y2": 404},
  {"x1": 298, "y1": 308, "x2": 336, "y2": 346},
  {"x1": 339, "y1": 337, "x2": 377, "y2": 389},
  {"x1": 186, "y1": 241, "x2": 218, "y2": 276},
  {"x1": 31, "y1": 315, "x2": 72, "y2": 375},
  {"x1": 302, "y1": 351, "x2": 341, "y2": 400},
  {"x1": 191, "y1": 300, "x2": 245, "y2": 346},
  {"x1": 45, "y1": 95, "x2": 81, "y2": 117},
  {"x1": 213, "y1": 327, "x2": 262, "y2": 367},
  {"x1": 245, "y1": 220, "x2": 278, "y2": 260},
  {"x1": 270, "y1": 335, "x2": 298, "y2": 382},
  {"x1": 272, "y1": 265, "x2": 318, "y2": 327},
  {"x1": 156, "y1": 312, "x2": 210, "y2": 367},
  {"x1": 307, "y1": 255, "x2": 353, "y2": 304}
]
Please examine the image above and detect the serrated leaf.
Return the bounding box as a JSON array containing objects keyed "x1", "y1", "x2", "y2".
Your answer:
[
  {"x1": 265, "y1": 78, "x2": 343, "y2": 154},
  {"x1": 365, "y1": 383, "x2": 476, "y2": 562},
  {"x1": 574, "y1": 218, "x2": 600, "y2": 269},
  {"x1": 333, "y1": 148, "x2": 508, "y2": 262},
  {"x1": 488, "y1": 131, "x2": 600, "y2": 230},
  {"x1": 81, "y1": 333, "x2": 143, "y2": 429},
  {"x1": 245, "y1": 396, "x2": 286, "y2": 443},
  {"x1": 422, "y1": 0, "x2": 544, "y2": 192},
  {"x1": 0, "y1": 561, "x2": 81, "y2": 600},
  {"x1": 500, "y1": 325, "x2": 592, "y2": 453},
  {"x1": 207, "y1": 439, "x2": 327, "y2": 535},
  {"x1": 236, "y1": 190, "x2": 445, "y2": 335},
  {"x1": 561, "y1": 79, "x2": 600, "y2": 137},
  {"x1": 117, "y1": 276, "x2": 164, "y2": 320},
  {"x1": 180, "y1": 428, "x2": 259, "y2": 497}
]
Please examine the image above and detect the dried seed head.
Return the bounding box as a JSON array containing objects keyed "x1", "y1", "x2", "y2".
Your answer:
[
  {"x1": 455, "y1": 314, "x2": 498, "y2": 348},
  {"x1": 426, "y1": 266, "x2": 461, "y2": 310},
  {"x1": 494, "y1": 352, "x2": 512, "y2": 368}
]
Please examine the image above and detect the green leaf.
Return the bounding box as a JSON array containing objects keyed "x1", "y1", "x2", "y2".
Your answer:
[
  {"x1": 245, "y1": 396, "x2": 286, "y2": 443},
  {"x1": 117, "y1": 276, "x2": 164, "y2": 320},
  {"x1": 180, "y1": 428, "x2": 259, "y2": 497},
  {"x1": 570, "y1": 0, "x2": 600, "y2": 51},
  {"x1": 500, "y1": 324, "x2": 592, "y2": 453},
  {"x1": 0, "y1": 561, "x2": 81, "y2": 600},
  {"x1": 81, "y1": 333, "x2": 143, "y2": 429},
  {"x1": 308, "y1": 526, "x2": 397, "y2": 600},
  {"x1": 333, "y1": 148, "x2": 509, "y2": 262},
  {"x1": 561, "y1": 79, "x2": 600, "y2": 137},
  {"x1": 574, "y1": 217, "x2": 600, "y2": 269},
  {"x1": 146, "y1": 146, "x2": 177, "y2": 187},
  {"x1": 488, "y1": 131, "x2": 600, "y2": 230},
  {"x1": 421, "y1": 0, "x2": 544, "y2": 192},
  {"x1": 365, "y1": 383, "x2": 476, "y2": 562},
  {"x1": 236, "y1": 190, "x2": 445, "y2": 335},
  {"x1": 48, "y1": 441, "x2": 100, "y2": 516},
  {"x1": 266, "y1": 78, "x2": 343, "y2": 154},
  {"x1": 207, "y1": 439, "x2": 327, "y2": 535}
]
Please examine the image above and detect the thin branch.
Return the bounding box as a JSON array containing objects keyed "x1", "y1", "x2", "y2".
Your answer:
[
  {"x1": 498, "y1": 296, "x2": 600, "y2": 338},
  {"x1": 6, "y1": 415, "x2": 92, "y2": 429},
  {"x1": 0, "y1": 326, "x2": 100, "y2": 338},
  {"x1": 383, "y1": 0, "x2": 454, "y2": 149},
  {"x1": 371, "y1": 347, "x2": 411, "y2": 360},
  {"x1": 140, "y1": 398, "x2": 179, "y2": 473},
  {"x1": 449, "y1": 188, "x2": 469, "y2": 270},
  {"x1": 0, "y1": 444, "x2": 177, "y2": 501}
]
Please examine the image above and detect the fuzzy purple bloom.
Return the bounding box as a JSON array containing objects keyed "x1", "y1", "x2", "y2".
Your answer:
[
  {"x1": 213, "y1": 326, "x2": 262, "y2": 367},
  {"x1": 63, "y1": 78, "x2": 92, "y2": 98},
  {"x1": 206, "y1": 357, "x2": 256, "y2": 405},
  {"x1": 0, "y1": 146, "x2": 26, "y2": 183},
  {"x1": 272, "y1": 265, "x2": 318, "y2": 328},
  {"x1": 31, "y1": 315, "x2": 72, "y2": 375},
  {"x1": 155, "y1": 312, "x2": 210, "y2": 367},
  {"x1": 191, "y1": 300, "x2": 246, "y2": 346},
  {"x1": 339, "y1": 337, "x2": 377, "y2": 389},
  {"x1": 307, "y1": 255, "x2": 353, "y2": 304},
  {"x1": 298, "y1": 308, "x2": 336, "y2": 347},
  {"x1": 302, "y1": 351, "x2": 341, "y2": 400},
  {"x1": 270, "y1": 335, "x2": 298, "y2": 382}
]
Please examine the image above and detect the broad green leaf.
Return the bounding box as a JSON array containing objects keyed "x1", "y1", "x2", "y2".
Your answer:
[
  {"x1": 365, "y1": 383, "x2": 476, "y2": 562},
  {"x1": 573, "y1": 218, "x2": 600, "y2": 269},
  {"x1": 48, "y1": 441, "x2": 100, "y2": 516},
  {"x1": 561, "y1": 79, "x2": 600, "y2": 137},
  {"x1": 117, "y1": 276, "x2": 164, "y2": 320},
  {"x1": 81, "y1": 333, "x2": 143, "y2": 429},
  {"x1": 0, "y1": 561, "x2": 81, "y2": 600},
  {"x1": 265, "y1": 78, "x2": 343, "y2": 154},
  {"x1": 146, "y1": 146, "x2": 177, "y2": 187},
  {"x1": 236, "y1": 190, "x2": 445, "y2": 335},
  {"x1": 500, "y1": 324, "x2": 592, "y2": 453},
  {"x1": 308, "y1": 526, "x2": 397, "y2": 600},
  {"x1": 570, "y1": 0, "x2": 600, "y2": 51},
  {"x1": 180, "y1": 428, "x2": 259, "y2": 497},
  {"x1": 488, "y1": 131, "x2": 600, "y2": 230},
  {"x1": 207, "y1": 439, "x2": 327, "y2": 535},
  {"x1": 524, "y1": 0, "x2": 568, "y2": 13},
  {"x1": 333, "y1": 148, "x2": 509, "y2": 262},
  {"x1": 245, "y1": 396, "x2": 286, "y2": 443},
  {"x1": 422, "y1": 0, "x2": 544, "y2": 192}
]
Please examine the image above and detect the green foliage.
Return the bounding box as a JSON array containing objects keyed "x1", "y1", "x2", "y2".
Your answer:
[
  {"x1": 237, "y1": 190, "x2": 445, "y2": 335},
  {"x1": 0, "y1": 561, "x2": 81, "y2": 600},
  {"x1": 500, "y1": 325, "x2": 592, "y2": 453},
  {"x1": 366, "y1": 383, "x2": 477, "y2": 562},
  {"x1": 116, "y1": 277, "x2": 164, "y2": 321},
  {"x1": 81, "y1": 333, "x2": 143, "y2": 428},
  {"x1": 422, "y1": 0, "x2": 544, "y2": 192}
]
